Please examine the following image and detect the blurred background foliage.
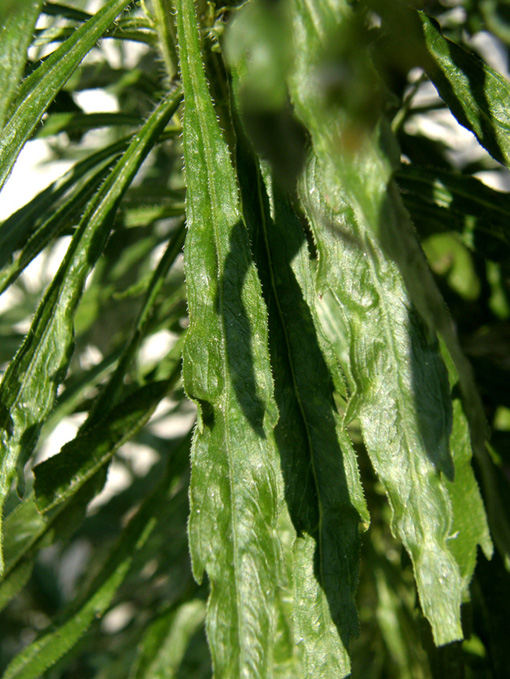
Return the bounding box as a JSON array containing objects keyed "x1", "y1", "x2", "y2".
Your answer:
[{"x1": 0, "y1": 0, "x2": 509, "y2": 677}]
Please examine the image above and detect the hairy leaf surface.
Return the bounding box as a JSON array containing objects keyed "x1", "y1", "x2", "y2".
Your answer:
[
  {"x1": 176, "y1": 0, "x2": 283, "y2": 676},
  {"x1": 232, "y1": 117, "x2": 367, "y2": 675}
]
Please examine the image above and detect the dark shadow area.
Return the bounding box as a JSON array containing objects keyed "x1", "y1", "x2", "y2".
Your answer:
[{"x1": 218, "y1": 221, "x2": 267, "y2": 438}]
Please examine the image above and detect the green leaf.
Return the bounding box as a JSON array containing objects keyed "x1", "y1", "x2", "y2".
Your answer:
[
  {"x1": 439, "y1": 345, "x2": 493, "y2": 589},
  {"x1": 41, "y1": 2, "x2": 92, "y2": 23},
  {"x1": 237, "y1": 142, "x2": 367, "y2": 677},
  {"x1": 0, "y1": 0, "x2": 43, "y2": 129},
  {"x1": 0, "y1": 162, "x2": 112, "y2": 295},
  {"x1": 33, "y1": 377, "x2": 179, "y2": 513},
  {"x1": 0, "y1": 90, "x2": 182, "y2": 574},
  {"x1": 286, "y1": 1, "x2": 493, "y2": 645},
  {"x1": 34, "y1": 225, "x2": 185, "y2": 511},
  {"x1": 396, "y1": 165, "x2": 510, "y2": 261},
  {"x1": 175, "y1": 0, "x2": 284, "y2": 675},
  {"x1": 419, "y1": 12, "x2": 510, "y2": 170},
  {"x1": 130, "y1": 600, "x2": 206, "y2": 679},
  {"x1": 36, "y1": 112, "x2": 143, "y2": 138},
  {"x1": 301, "y1": 155, "x2": 462, "y2": 645},
  {"x1": 0, "y1": 135, "x2": 131, "y2": 270},
  {"x1": 0, "y1": 0, "x2": 133, "y2": 192},
  {"x1": 0, "y1": 473, "x2": 107, "y2": 612},
  {"x1": 1, "y1": 465, "x2": 175, "y2": 679}
]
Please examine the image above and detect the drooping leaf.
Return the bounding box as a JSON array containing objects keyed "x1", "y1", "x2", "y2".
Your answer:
[
  {"x1": 286, "y1": 0, "x2": 493, "y2": 645},
  {"x1": 439, "y1": 344, "x2": 493, "y2": 589},
  {"x1": 0, "y1": 90, "x2": 182, "y2": 573},
  {"x1": 175, "y1": 0, "x2": 284, "y2": 675},
  {"x1": 419, "y1": 11, "x2": 510, "y2": 170},
  {"x1": 301, "y1": 156, "x2": 462, "y2": 644},
  {"x1": 0, "y1": 0, "x2": 133, "y2": 192},
  {"x1": 0, "y1": 0, "x2": 43, "y2": 129},
  {"x1": 236, "y1": 138, "x2": 367, "y2": 677}
]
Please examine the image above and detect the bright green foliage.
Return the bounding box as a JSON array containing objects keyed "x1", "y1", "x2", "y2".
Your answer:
[{"x1": 0, "y1": 1, "x2": 509, "y2": 678}]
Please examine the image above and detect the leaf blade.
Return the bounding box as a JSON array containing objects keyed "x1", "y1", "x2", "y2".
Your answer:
[
  {"x1": 0, "y1": 0, "x2": 43, "y2": 128},
  {"x1": 419, "y1": 11, "x2": 510, "y2": 169},
  {"x1": 175, "y1": 0, "x2": 284, "y2": 675}
]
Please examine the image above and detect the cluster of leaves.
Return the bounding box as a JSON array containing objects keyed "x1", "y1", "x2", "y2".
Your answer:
[{"x1": 0, "y1": 0, "x2": 509, "y2": 677}]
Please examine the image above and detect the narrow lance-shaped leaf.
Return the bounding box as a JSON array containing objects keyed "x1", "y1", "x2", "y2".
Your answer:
[
  {"x1": 0, "y1": 472, "x2": 107, "y2": 613},
  {"x1": 0, "y1": 90, "x2": 182, "y2": 574},
  {"x1": 175, "y1": 0, "x2": 284, "y2": 675},
  {"x1": 0, "y1": 135, "x2": 132, "y2": 270},
  {"x1": 33, "y1": 371, "x2": 181, "y2": 513},
  {"x1": 34, "y1": 226, "x2": 186, "y2": 513},
  {"x1": 130, "y1": 600, "x2": 206, "y2": 679},
  {"x1": 419, "y1": 11, "x2": 510, "y2": 170},
  {"x1": 0, "y1": 161, "x2": 113, "y2": 295},
  {"x1": 301, "y1": 155, "x2": 462, "y2": 645},
  {"x1": 286, "y1": 0, "x2": 479, "y2": 643},
  {"x1": 0, "y1": 0, "x2": 43, "y2": 128},
  {"x1": 1, "y1": 327, "x2": 182, "y2": 610},
  {"x1": 237, "y1": 146, "x2": 368, "y2": 678},
  {"x1": 0, "y1": 0, "x2": 133, "y2": 192},
  {"x1": 439, "y1": 342, "x2": 492, "y2": 590}
]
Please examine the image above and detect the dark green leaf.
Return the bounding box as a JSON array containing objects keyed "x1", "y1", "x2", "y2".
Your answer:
[
  {"x1": 2, "y1": 465, "x2": 175, "y2": 679},
  {"x1": 396, "y1": 165, "x2": 510, "y2": 261},
  {"x1": 33, "y1": 376, "x2": 179, "y2": 513},
  {"x1": 236, "y1": 138, "x2": 367, "y2": 677},
  {"x1": 176, "y1": 0, "x2": 284, "y2": 674},
  {"x1": 420, "y1": 12, "x2": 510, "y2": 170},
  {"x1": 36, "y1": 112, "x2": 143, "y2": 138}
]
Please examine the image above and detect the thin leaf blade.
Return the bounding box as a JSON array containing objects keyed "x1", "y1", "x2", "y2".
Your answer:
[
  {"x1": 175, "y1": 0, "x2": 283, "y2": 675},
  {"x1": 420, "y1": 11, "x2": 510, "y2": 170},
  {"x1": 0, "y1": 0, "x2": 43, "y2": 128}
]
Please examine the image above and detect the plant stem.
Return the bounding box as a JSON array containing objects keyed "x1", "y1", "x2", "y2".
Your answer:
[{"x1": 147, "y1": 0, "x2": 178, "y2": 79}]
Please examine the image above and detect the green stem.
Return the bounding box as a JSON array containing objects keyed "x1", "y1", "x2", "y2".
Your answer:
[{"x1": 147, "y1": 0, "x2": 178, "y2": 79}]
